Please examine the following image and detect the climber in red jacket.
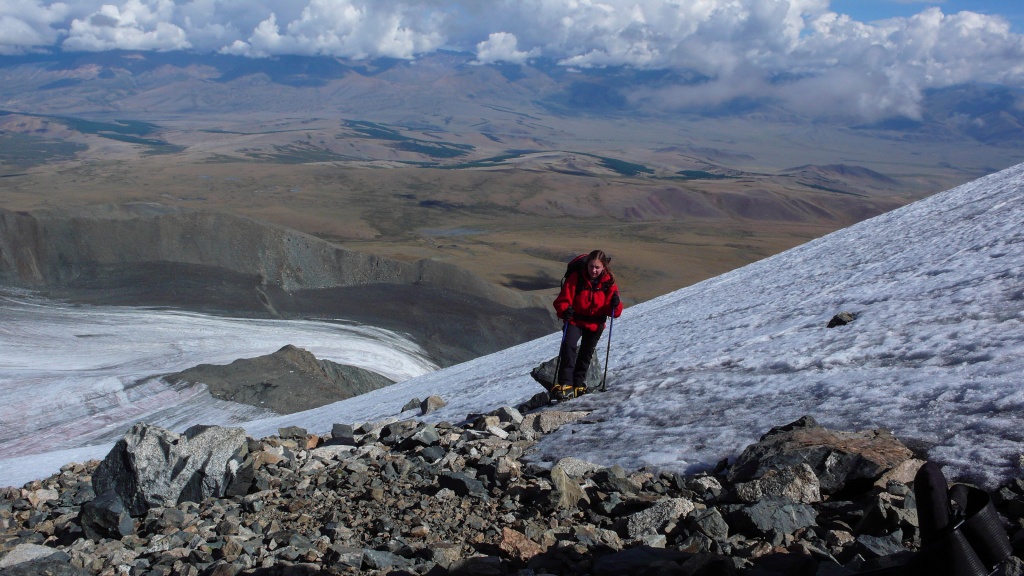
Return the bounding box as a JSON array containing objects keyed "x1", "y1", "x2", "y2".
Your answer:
[{"x1": 552, "y1": 249, "x2": 623, "y2": 399}]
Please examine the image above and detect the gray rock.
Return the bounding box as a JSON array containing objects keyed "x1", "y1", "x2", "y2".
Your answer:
[
  {"x1": 854, "y1": 532, "x2": 906, "y2": 559},
  {"x1": 278, "y1": 426, "x2": 307, "y2": 439},
  {"x1": 626, "y1": 498, "x2": 694, "y2": 539},
  {"x1": 521, "y1": 410, "x2": 590, "y2": 435},
  {"x1": 93, "y1": 423, "x2": 250, "y2": 516},
  {"x1": 419, "y1": 445, "x2": 446, "y2": 463},
  {"x1": 549, "y1": 462, "x2": 591, "y2": 510},
  {"x1": 399, "y1": 423, "x2": 440, "y2": 449},
  {"x1": 329, "y1": 423, "x2": 357, "y2": 446},
  {"x1": 439, "y1": 472, "x2": 487, "y2": 498},
  {"x1": 425, "y1": 542, "x2": 463, "y2": 568},
  {"x1": 420, "y1": 395, "x2": 446, "y2": 415},
  {"x1": 552, "y1": 457, "x2": 602, "y2": 478},
  {"x1": 690, "y1": 507, "x2": 730, "y2": 540},
  {"x1": 0, "y1": 543, "x2": 71, "y2": 568},
  {"x1": 379, "y1": 421, "x2": 417, "y2": 446},
  {"x1": 0, "y1": 557, "x2": 91, "y2": 576},
  {"x1": 362, "y1": 548, "x2": 411, "y2": 571},
  {"x1": 726, "y1": 499, "x2": 818, "y2": 540},
  {"x1": 327, "y1": 545, "x2": 364, "y2": 569},
  {"x1": 493, "y1": 406, "x2": 524, "y2": 426},
  {"x1": 734, "y1": 463, "x2": 821, "y2": 503},
  {"x1": 79, "y1": 490, "x2": 135, "y2": 540}
]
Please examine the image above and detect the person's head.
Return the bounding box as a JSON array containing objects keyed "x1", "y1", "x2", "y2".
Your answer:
[{"x1": 585, "y1": 250, "x2": 613, "y2": 281}]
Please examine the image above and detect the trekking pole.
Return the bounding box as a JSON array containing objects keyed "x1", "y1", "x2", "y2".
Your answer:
[
  {"x1": 599, "y1": 314, "x2": 613, "y2": 392},
  {"x1": 550, "y1": 319, "x2": 569, "y2": 396}
]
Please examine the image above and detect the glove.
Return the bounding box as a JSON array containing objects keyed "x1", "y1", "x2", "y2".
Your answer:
[
  {"x1": 562, "y1": 306, "x2": 574, "y2": 320},
  {"x1": 610, "y1": 294, "x2": 620, "y2": 310}
]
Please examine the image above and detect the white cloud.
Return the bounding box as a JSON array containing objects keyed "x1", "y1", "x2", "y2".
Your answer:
[
  {"x1": 473, "y1": 32, "x2": 537, "y2": 65},
  {"x1": 0, "y1": 0, "x2": 69, "y2": 53},
  {"x1": 221, "y1": 0, "x2": 446, "y2": 59},
  {"x1": 62, "y1": 0, "x2": 190, "y2": 51},
  {"x1": 0, "y1": 1, "x2": 1022, "y2": 119}
]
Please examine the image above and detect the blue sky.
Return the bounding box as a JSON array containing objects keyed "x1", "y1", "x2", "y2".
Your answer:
[{"x1": 832, "y1": 0, "x2": 1023, "y2": 32}]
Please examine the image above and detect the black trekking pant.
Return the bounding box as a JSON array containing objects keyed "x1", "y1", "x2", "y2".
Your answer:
[{"x1": 558, "y1": 322, "x2": 604, "y2": 388}]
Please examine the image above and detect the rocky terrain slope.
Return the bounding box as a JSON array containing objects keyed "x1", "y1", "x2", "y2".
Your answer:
[
  {"x1": 166, "y1": 345, "x2": 395, "y2": 415},
  {"x1": 2, "y1": 403, "x2": 1023, "y2": 576},
  {"x1": 0, "y1": 204, "x2": 552, "y2": 366}
]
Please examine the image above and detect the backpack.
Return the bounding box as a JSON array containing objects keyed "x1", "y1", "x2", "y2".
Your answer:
[{"x1": 562, "y1": 254, "x2": 613, "y2": 294}]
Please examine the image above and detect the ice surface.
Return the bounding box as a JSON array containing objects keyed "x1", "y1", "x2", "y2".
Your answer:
[{"x1": 0, "y1": 299, "x2": 436, "y2": 463}]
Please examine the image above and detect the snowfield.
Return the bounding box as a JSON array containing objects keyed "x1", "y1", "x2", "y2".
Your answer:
[{"x1": 1, "y1": 162, "x2": 1022, "y2": 489}]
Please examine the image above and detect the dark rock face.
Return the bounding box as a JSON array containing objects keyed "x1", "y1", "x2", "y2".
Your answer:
[
  {"x1": 727, "y1": 415, "x2": 914, "y2": 495},
  {"x1": 0, "y1": 205, "x2": 554, "y2": 366},
  {"x1": 167, "y1": 344, "x2": 394, "y2": 414},
  {"x1": 79, "y1": 490, "x2": 134, "y2": 541},
  {"x1": 4, "y1": 409, "x2": 1023, "y2": 576},
  {"x1": 92, "y1": 423, "x2": 251, "y2": 516}
]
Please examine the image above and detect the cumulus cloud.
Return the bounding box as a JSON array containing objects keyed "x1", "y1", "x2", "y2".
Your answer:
[
  {"x1": 222, "y1": 0, "x2": 445, "y2": 59},
  {"x1": 0, "y1": 0, "x2": 70, "y2": 54},
  {"x1": 62, "y1": 0, "x2": 191, "y2": 52},
  {"x1": 0, "y1": 0, "x2": 1022, "y2": 119},
  {"x1": 473, "y1": 32, "x2": 538, "y2": 65}
]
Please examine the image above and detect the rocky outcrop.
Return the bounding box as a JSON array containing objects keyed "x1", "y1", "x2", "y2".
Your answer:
[
  {"x1": 166, "y1": 344, "x2": 394, "y2": 414},
  {"x1": 727, "y1": 415, "x2": 915, "y2": 495},
  {"x1": 3, "y1": 412, "x2": 1023, "y2": 575},
  {"x1": 92, "y1": 423, "x2": 251, "y2": 517},
  {"x1": 0, "y1": 204, "x2": 553, "y2": 365}
]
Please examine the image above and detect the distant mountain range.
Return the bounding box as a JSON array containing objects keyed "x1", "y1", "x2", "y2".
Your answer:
[{"x1": 1, "y1": 50, "x2": 1021, "y2": 153}]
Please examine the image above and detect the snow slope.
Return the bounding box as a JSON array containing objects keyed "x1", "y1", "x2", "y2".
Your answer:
[{"x1": 2, "y1": 162, "x2": 1022, "y2": 489}]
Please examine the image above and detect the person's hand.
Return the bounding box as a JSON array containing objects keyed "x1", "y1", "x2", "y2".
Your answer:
[
  {"x1": 563, "y1": 307, "x2": 574, "y2": 320},
  {"x1": 610, "y1": 294, "x2": 620, "y2": 310}
]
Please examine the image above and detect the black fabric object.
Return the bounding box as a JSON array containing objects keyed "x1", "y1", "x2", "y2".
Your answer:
[
  {"x1": 557, "y1": 322, "x2": 604, "y2": 387},
  {"x1": 949, "y1": 483, "x2": 1013, "y2": 570},
  {"x1": 915, "y1": 461, "x2": 952, "y2": 546},
  {"x1": 859, "y1": 462, "x2": 1008, "y2": 576}
]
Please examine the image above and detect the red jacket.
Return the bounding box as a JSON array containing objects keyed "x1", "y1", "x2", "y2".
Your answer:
[{"x1": 553, "y1": 270, "x2": 622, "y2": 331}]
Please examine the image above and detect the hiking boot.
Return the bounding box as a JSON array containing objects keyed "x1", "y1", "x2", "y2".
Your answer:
[
  {"x1": 574, "y1": 385, "x2": 588, "y2": 397},
  {"x1": 552, "y1": 384, "x2": 574, "y2": 400}
]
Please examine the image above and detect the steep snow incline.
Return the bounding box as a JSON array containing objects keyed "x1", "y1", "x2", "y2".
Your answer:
[
  {"x1": 1, "y1": 162, "x2": 1022, "y2": 489},
  {"x1": 245, "y1": 161, "x2": 1024, "y2": 488}
]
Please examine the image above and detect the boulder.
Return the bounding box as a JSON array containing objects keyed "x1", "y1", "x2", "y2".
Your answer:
[
  {"x1": 521, "y1": 410, "x2": 590, "y2": 435},
  {"x1": 626, "y1": 498, "x2": 694, "y2": 539},
  {"x1": 530, "y1": 355, "x2": 603, "y2": 390},
  {"x1": 727, "y1": 416, "x2": 914, "y2": 495},
  {"x1": 79, "y1": 490, "x2": 135, "y2": 540},
  {"x1": 549, "y1": 461, "x2": 591, "y2": 510},
  {"x1": 420, "y1": 396, "x2": 447, "y2": 415},
  {"x1": 725, "y1": 499, "x2": 818, "y2": 542},
  {"x1": 0, "y1": 544, "x2": 72, "y2": 568},
  {"x1": 93, "y1": 423, "x2": 252, "y2": 516},
  {"x1": 733, "y1": 463, "x2": 821, "y2": 503}
]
